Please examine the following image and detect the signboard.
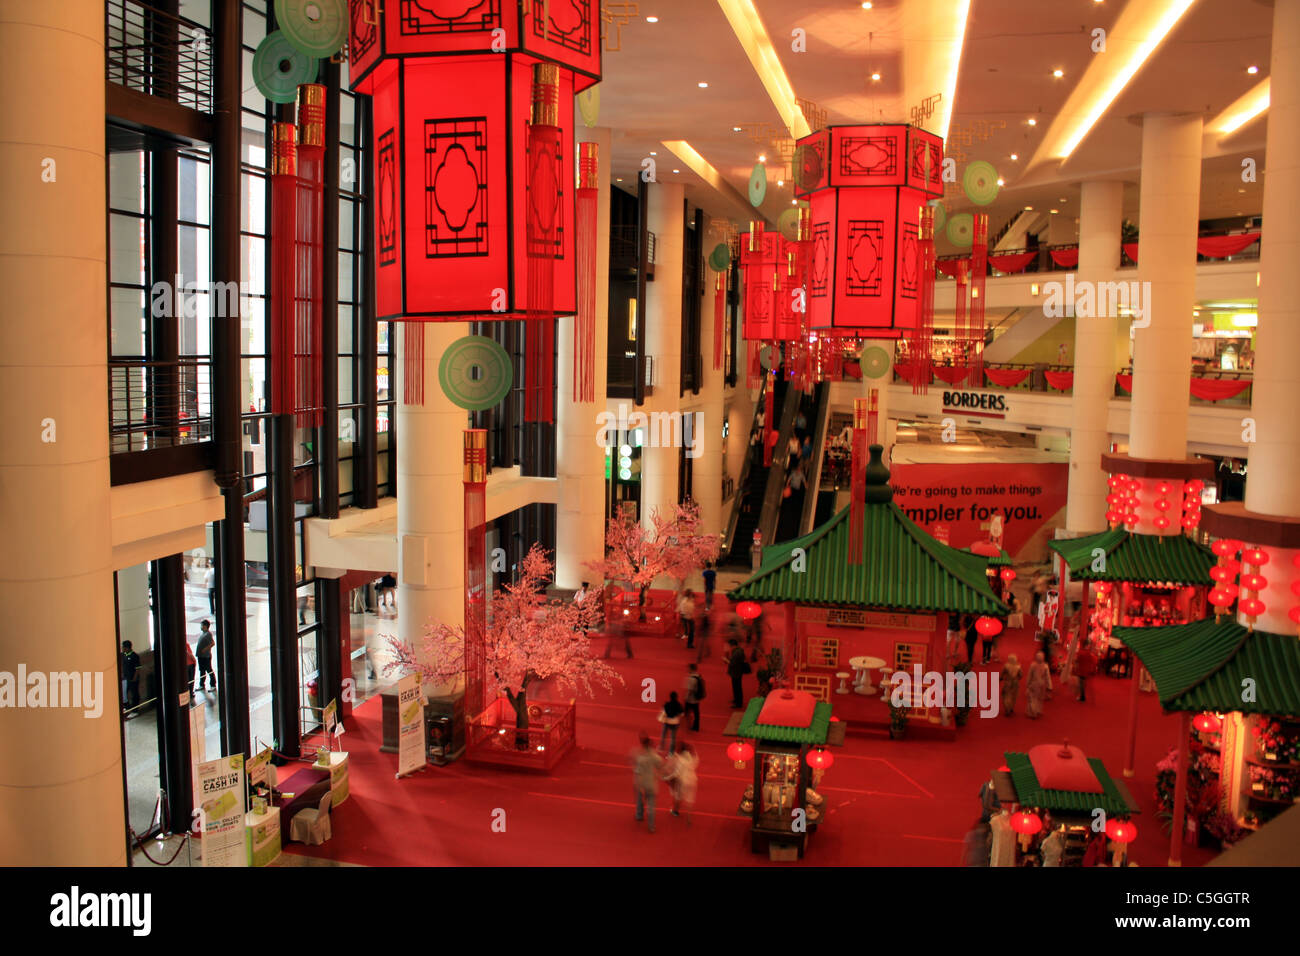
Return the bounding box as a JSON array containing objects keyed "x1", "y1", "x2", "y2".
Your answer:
[
  {"x1": 197, "y1": 754, "x2": 246, "y2": 867},
  {"x1": 941, "y1": 389, "x2": 1008, "y2": 420},
  {"x1": 247, "y1": 809, "x2": 280, "y2": 867},
  {"x1": 796, "y1": 606, "x2": 937, "y2": 631},
  {"x1": 323, "y1": 698, "x2": 338, "y2": 736},
  {"x1": 247, "y1": 747, "x2": 273, "y2": 791},
  {"x1": 396, "y1": 673, "x2": 426, "y2": 777}
]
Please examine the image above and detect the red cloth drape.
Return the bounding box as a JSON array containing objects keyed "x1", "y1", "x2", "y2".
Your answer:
[
  {"x1": 1190, "y1": 378, "x2": 1252, "y2": 401},
  {"x1": 403, "y1": 323, "x2": 425, "y2": 405},
  {"x1": 525, "y1": 120, "x2": 562, "y2": 423},
  {"x1": 1116, "y1": 373, "x2": 1133, "y2": 393},
  {"x1": 463, "y1": 431, "x2": 487, "y2": 719},
  {"x1": 988, "y1": 251, "x2": 1036, "y2": 274},
  {"x1": 1044, "y1": 370, "x2": 1074, "y2": 391},
  {"x1": 895, "y1": 362, "x2": 917, "y2": 382},
  {"x1": 933, "y1": 365, "x2": 970, "y2": 386},
  {"x1": 937, "y1": 258, "x2": 965, "y2": 278},
  {"x1": 713, "y1": 275, "x2": 726, "y2": 370},
  {"x1": 984, "y1": 367, "x2": 1030, "y2": 388},
  {"x1": 1197, "y1": 233, "x2": 1260, "y2": 258},
  {"x1": 1049, "y1": 247, "x2": 1079, "y2": 268},
  {"x1": 1122, "y1": 242, "x2": 1139, "y2": 263},
  {"x1": 270, "y1": 124, "x2": 297, "y2": 418},
  {"x1": 574, "y1": 185, "x2": 598, "y2": 404}
]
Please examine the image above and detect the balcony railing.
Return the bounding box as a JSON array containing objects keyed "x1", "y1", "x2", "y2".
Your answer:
[
  {"x1": 464, "y1": 697, "x2": 576, "y2": 772},
  {"x1": 109, "y1": 357, "x2": 212, "y2": 455},
  {"x1": 106, "y1": 0, "x2": 213, "y2": 113}
]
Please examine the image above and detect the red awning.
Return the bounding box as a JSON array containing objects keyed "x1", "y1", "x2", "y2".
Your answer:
[
  {"x1": 936, "y1": 258, "x2": 966, "y2": 278},
  {"x1": 1044, "y1": 370, "x2": 1074, "y2": 391},
  {"x1": 984, "y1": 367, "x2": 1030, "y2": 388},
  {"x1": 1116, "y1": 373, "x2": 1133, "y2": 393},
  {"x1": 933, "y1": 365, "x2": 971, "y2": 386},
  {"x1": 1197, "y1": 233, "x2": 1259, "y2": 258},
  {"x1": 988, "y1": 251, "x2": 1036, "y2": 274},
  {"x1": 1049, "y1": 247, "x2": 1079, "y2": 268},
  {"x1": 1122, "y1": 242, "x2": 1139, "y2": 263},
  {"x1": 1190, "y1": 378, "x2": 1251, "y2": 401}
]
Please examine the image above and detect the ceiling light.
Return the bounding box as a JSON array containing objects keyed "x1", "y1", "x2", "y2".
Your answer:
[
  {"x1": 616, "y1": 177, "x2": 623, "y2": 182},
  {"x1": 933, "y1": 0, "x2": 973, "y2": 141},
  {"x1": 1238, "y1": 187, "x2": 1246, "y2": 193},
  {"x1": 777, "y1": 179, "x2": 785, "y2": 186},
  {"x1": 1231, "y1": 313, "x2": 1258, "y2": 328},
  {"x1": 1050, "y1": 209, "x2": 1059, "y2": 214},
  {"x1": 759, "y1": 154, "x2": 766, "y2": 162},
  {"x1": 996, "y1": 178, "x2": 1005, "y2": 186},
  {"x1": 1010, "y1": 153, "x2": 1019, "y2": 160},
  {"x1": 673, "y1": 169, "x2": 680, "y2": 173},
  {"x1": 1053, "y1": 69, "x2": 1064, "y2": 78},
  {"x1": 1247, "y1": 65, "x2": 1259, "y2": 75},
  {"x1": 650, "y1": 151, "x2": 657, "y2": 155},
  {"x1": 1035, "y1": 0, "x2": 1197, "y2": 162},
  {"x1": 861, "y1": 1, "x2": 873, "y2": 7},
  {"x1": 791, "y1": 199, "x2": 797, "y2": 205},
  {"x1": 717, "y1": 0, "x2": 813, "y2": 139},
  {"x1": 871, "y1": 72, "x2": 881, "y2": 82},
  {"x1": 698, "y1": 81, "x2": 709, "y2": 88},
  {"x1": 1024, "y1": 206, "x2": 1034, "y2": 211},
  {"x1": 1211, "y1": 78, "x2": 1270, "y2": 138},
  {"x1": 1059, "y1": 197, "x2": 1068, "y2": 202},
  {"x1": 733, "y1": 126, "x2": 742, "y2": 132},
  {"x1": 646, "y1": 16, "x2": 659, "y2": 22},
  {"x1": 1027, "y1": 118, "x2": 1037, "y2": 126}
]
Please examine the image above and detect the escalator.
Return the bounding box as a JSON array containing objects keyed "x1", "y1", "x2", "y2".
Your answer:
[{"x1": 723, "y1": 374, "x2": 790, "y2": 565}]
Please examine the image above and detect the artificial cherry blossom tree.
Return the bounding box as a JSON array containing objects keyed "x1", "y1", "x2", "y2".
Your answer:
[
  {"x1": 385, "y1": 545, "x2": 621, "y2": 735},
  {"x1": 587, "y1": 502, "x2": 720, "y2": 621}
]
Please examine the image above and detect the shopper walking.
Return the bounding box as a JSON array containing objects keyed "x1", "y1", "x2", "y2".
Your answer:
[
  {"x1": 726, "y1": 639, "x2": 751, "y2": 708},
  {"x1": 999, "y1": 654, "x2": 1021, "y2": 716},
  {"x1": 658, "y1": 691, "x2": 684, "y2": 751},
  {"x1": 1030, "y1": 570, "x2": 1046, "y2": 617},
  {"x1": 120, "y1": 641, "x2": 142, "y2": 716},
  {"x1": 204, "y1": 563, "x2": 216, "y2": 614},
  {"x1": 684, "y1": 663, "x2": 704, "y2": 731},
  {"x1": 1074, "y1": 641, "x2": 1097, "y2": 702},
  {"x1": 631, "y1": 734, "x2": 663, "y2": 833},
  {"x1": 678, "y1": 589, "x2": 697, "y2": 648},
  {"x1": 663, "y1": 742, "x2": 699, "y2": 822},
  {"x1": 695, "y1": 612, "x2": 714, "y2": 663},
  {"x1": 962, "y1": 614, "x2": 978, "y2": 664},
  {"x1": 981, "y1": 618, "x2": 999, "y2": 664},
  {"x1": 602, "y1": 582, "x2": 634, "y2": 659},
  {"x1": 1025, "y1": 651, "x2": 1051, "y2": 719},
  {"x1": 701, "y1": 562, "x2": 717, "y2": 611},
  {"x1": 195, "y1": 620, "x2": 216, "y2": 692}
]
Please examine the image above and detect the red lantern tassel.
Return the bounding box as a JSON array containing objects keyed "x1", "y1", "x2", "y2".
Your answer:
[
  {"x1": 911, "y1": 205, "x2": 936, "y2": 395},
  {"x1": 763, "y1": 369, "x2": 775, "y2": 468},
  {"x1": 849, "y1": 398, "x2": 868, "y2": 565},
  {"x1": 525, "y1": 64, "x2": 562, "y2": 423},
  {"x1": 295, "y1": 84, "x2": 326, "y2": 429},
  {"x1": 270, "y1": 122, "x2": 297, "y2": 419},
  {"x1": 403, "y1": 323, "x2": 424, "y2": 406},
  {"x1": 575, "y1": 142, "x2": 599, "y2": 404},
  {"x1": 970, "y1": 213, "x2": 989, "y2": 388},
  {"x1": 955, "y1": 259, "x2": 969, "y2": 383},
  {"x1": 713, "y1": 273, "x2": 726, "y2": 370},
  {"x1": 463, "y1": 430, "x2": 488, "y2": 719}
]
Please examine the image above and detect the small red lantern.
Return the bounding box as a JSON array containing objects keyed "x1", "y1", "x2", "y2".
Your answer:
[
  {"x1": 975, "y1": 616, "x2": 1003, "y2": 637},
  {"x1": 1222, "y1": 583, "x2": 1240, "y2": 598},
  {"x1": 1157, "y1": 481, "x2": 1171, "y2": 495},
  {"x1": 1009, "y1": 810, "x2": 1043, "y2": 836},
  {"x1": 1212, "y1": 539, "x2": 1241, "y2": 557},
  {"x1": 1106, "y1": 510, "x2": 1121, "y2": 524},
  {"x1": 1289, "y1": 606, "x2": 1300, "y2": 625},
  {"x1": 1106, "y1": 493, "x2": 1121, "y2": 506},
  {"x1": 1209, "y1": 565, "x2": 1233, "y2": 583},
  {"x1": 1154, "y1": 499, "x2": 1171, "y2": 512},
  {"x1": 1291, "y1": 580, "x2": 1300, "y2": 598},
  {"x1": 1107, "y1": 476, "x2": 1123, "y2": 490},
  {"x1": 1242, "y1": 548, "x2": 1269, "y2": 566},
  {"x1": 1241, "y1": 573, "x2": 1268, "y2": 591},
  {"x1": 806, "y1": 747, "x2": 835, "y2": 770},
  {"x1": 727, "y1": 741, "x2": 755, "y2": 768},
  {"x1": 736, "y1": 601, "x2": 763, "y2": 622},
  {"x1": 1129, "y1": 495, "x2": 1142, "y2": 507},
  {"x1": 1193, "y1": 712, "x2": 1222, "y2": 734},
  {"x1": 1208, "y1": 588, "x2": 1234, "y2": 608},
  {"x1": 1124, "y1": 513, "x2": 1139, "y2": 526},
  {"x1": 999, "y1": 568, "x2": 1017, "y2": 583},
  {"x1": 1240, "y1": 598, "x2": 1266, "y2": 617},
  {"x1": 1095, "y1": 581, "x2": 1113, "y2": 596},
  {"x1": 1154, "y1": 516, "x2": 1170, "y2": 530},
  {"x1": 1188, "y1": 480, "x2": 1204, "y2": 493},
  {"x1": 1223, "y1": 559, "x2": 1241, "y2": 575},
  {"x1": 1181, "y1": 515, "x2": 1197, "y2": 529},
  {"x1": 1105, "y1": 819, "x2": 1138, "y2": 844}
]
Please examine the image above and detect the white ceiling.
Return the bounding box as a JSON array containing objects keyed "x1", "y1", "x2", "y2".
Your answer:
[{"x1": 595, "y1": 0, "x2": 1273, "y2": 251}]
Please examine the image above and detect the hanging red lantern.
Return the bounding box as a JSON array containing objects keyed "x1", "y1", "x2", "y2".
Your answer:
[
  {"x1": 727, "y1": 740, "x2": 755, "y2": 768},
  {"x1": 1124, "y1": 513, "x2": 1139, "y2": 526},
  {"x1": 1105, "y1": 819, "x2": 1138, "y2": 844},
  {"x1": 1242, "y1": 548, "x2": 1269, "y2": 566},
  {"x1": 999, "y1": 567, "x2": 1017, "y2": 583},
  {"x1": 1154, "y1": 516, "x2": 1170, "y2": 530},
  {"x1": 1291, "y1": 580, "x2": 1300, "y2": 598},
  {"x1": 1154, "y1": 499, "x2": 1171, "y2": 512},
  {"x1": 1157, "y1": 481, "x2": 1171, "y2": 495},
  {"x1": 1289, "y1": 606, "x2": 1300, "y2": 625},
  {"x1": 1107, "y1": 476, "x2": 1123, "y2": 490},
  {"x1": 1106, "y1": 510, "x2": 1121, "y2": 524},
  {"x1": 736, "y1": 601, "x2": 763, "y2": 622},
  {"x1": 1188, "y1": 480, "x2": 1205, "y2": 493},
  {"x1": 1193, "y1": 712, "x2": 1222, "y2": 734},
  {"x1": 1239, "y1": 598, "x2": 1266, "y2": 617},
  {"x1": 1208, "y1": 588, "x2": 1234, "y2": 608},
  {"x1": 1223, "y1": 559, "x2": 1241, "y2": 575},
  {"x1": 1241, "y1": 573, "x2": 1268, "y2": 592},
  {"x1": 1222, "y1": 583, "x2": 1240, "y2": 598},
  {"x1": 1209, "y1": 565, "x2": 1233, "y2": 583},
  {"x1": 1181, "y1": 515, "x2": 1197, "y2": 529},
  {"x1": 1212, "y1": 539, "x2": 1242, "y2": 557},
  {"x1": 806, "y1": 747, "x2": 835, "y2": 770},
  {"x1": 1009, "y1": 810, "x2": 1042, "y2": 835},
  {"x1": 1095, "y1": 582, "x2": 1113, "y2": 596},
  {"x1": 975, "y1": 616, "x2": 1003, "y2": 637},
  {"x1": 1106, "y1": 493, "x2": 1122, "y2": 506}
]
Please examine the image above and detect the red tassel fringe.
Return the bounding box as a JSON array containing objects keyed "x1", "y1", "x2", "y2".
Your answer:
[
  {"x1": 403, "y1": 323, "x2": 424, "y2": 406},
  {"x1": 575, "y1": 186, "x2": 598, "y2": 404},
  {"x1": 525, "y1": 123, "x2": 561, "y2": 423}
]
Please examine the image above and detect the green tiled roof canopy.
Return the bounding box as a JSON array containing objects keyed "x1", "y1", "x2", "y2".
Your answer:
[
  {"x1": 1003, "y1": 752, "x2": 1137, "y2": 815},
  {"x1": 728, "y1": 502, "x2": 1005, "y2": 614},
  {"x1": 734, "y1": 697, "x2": 833, "y2": 744},
  {"x1": 1048, "y1": 529, "x2": 1214, "y2": 585},
  {"x1": 1117, "y1": 617, "x2": 1300, "y2": 716},
  {"x1": 964, "y1": 546, "x2": 1012, "y2": 566}
]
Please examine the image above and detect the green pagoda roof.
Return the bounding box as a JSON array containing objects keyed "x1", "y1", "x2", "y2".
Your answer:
[
  {"x1": 1116, "y1": 617, "x2": 1300, "y2": 716},
  {"x1": 734, "y1": 697, "x2": 832, "y2": 744},
  {"x1": 964, "y1": 546, "x2": 1012, "y2": 566},
  {"x1": 1048, "y1": 529, "x2": 1214, "y2": 585},
  {"x1": 1003, "y1": 752, "x2": 1137, "y2": 815},
  {"x1": 728, "y1": 502, "x2": 1005, "y2": 613}
]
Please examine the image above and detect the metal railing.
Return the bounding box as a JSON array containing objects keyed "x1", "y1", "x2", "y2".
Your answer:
[
  {"x1": 106, "y1": 0, "x2": 213, "y2": 113},
  {"x1": 109, "y1": 357, "x2": 212, "y2": 454}
]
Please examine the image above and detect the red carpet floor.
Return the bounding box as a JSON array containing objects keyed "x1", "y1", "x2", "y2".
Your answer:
[{"x1": 283, "y1": 604, "x2": 1217, "y2": 867}]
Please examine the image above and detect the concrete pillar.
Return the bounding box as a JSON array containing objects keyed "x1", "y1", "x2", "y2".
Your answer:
[
  {"x1": 1130, "y1": 114, "x2": 1202, "y2": 460},
  {"x1": 1065, "y1": 180, "x2": 1124, "y2": 532},
  {"x1": 1247, "y1": 0, "x2": 1300, "y2": 520},
  {"x1": 640, "y1": 182, "x2": 685, "y2": 529},
  {"x1": 556, "y1": 128, "x2": 611, "y2": 588},
  {"x1": 396, "y1": 322, "x2": 468, "y2": 695},
  {"x1": 0, "y1": 0, "x2": 125, "y2": 865},
  {"x1": 692, "y1": 254, "x2": 726, "y2": 541}
]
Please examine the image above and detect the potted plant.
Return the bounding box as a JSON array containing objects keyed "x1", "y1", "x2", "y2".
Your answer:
[{"x1": 1204, "y1": 810, "x2": 1249, "y2": 851}]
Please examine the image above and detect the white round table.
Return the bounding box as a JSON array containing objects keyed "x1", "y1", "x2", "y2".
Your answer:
[{"x1": 849, "y1": 655, "x2": 887, "y2": 695}]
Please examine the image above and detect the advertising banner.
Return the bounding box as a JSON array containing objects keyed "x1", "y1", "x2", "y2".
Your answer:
[
  {"x1": 197, "y1": 754, "x2": 246, "y2": 867},
  {"x1": 247, "y1": 746, "x2": 273, "y2": 791},
  {"x1": 397, "y1": 672, "x2": 426, "y2": 777},
  {"x1": 890, "y1": 462, "x2": 1068, "y2": 560}
]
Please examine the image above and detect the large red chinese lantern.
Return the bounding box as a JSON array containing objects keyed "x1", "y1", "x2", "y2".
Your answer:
[{"x1": 348, "y1": 0, "x2": 601, "y2": 420}]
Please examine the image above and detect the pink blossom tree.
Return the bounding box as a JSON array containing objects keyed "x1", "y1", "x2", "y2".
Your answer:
[
  {"x1": 385, "y1": 545, "x2": 621, "y2": 736},
  {"x1": 587, "y1": 502, "x2": 719, "y2": 621}
]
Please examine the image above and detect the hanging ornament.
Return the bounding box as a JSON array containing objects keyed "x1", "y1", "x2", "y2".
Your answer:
[
  {"x1": 962, "y1": 160, "x2": 1000, "y2": 206},
  {"x1": 749, "y1": 163, "x2": 768, "y2": 207},
  {"x1": 946, "y1": 212, "x2": 974, "y2": 248},
  {"x1": 437, "y1": 335, "x2": 514, "y2": 411},
  {"x1": 253, "y1": 31, "x2": 318, "y2": 103},
  {"x1": 577, "y1": 84, "x2": 601, "y2": 128},
  {"x1": 275, "y1": 0, "x2": 347, "y2": 58},
  {"x1": 574, "y1": 142, "x2": 600, "y2": 403}
]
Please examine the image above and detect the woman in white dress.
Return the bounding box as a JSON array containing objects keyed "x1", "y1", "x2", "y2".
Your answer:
[{"x1": 663, "y1": 742, "x2": 699, "y2": 824}]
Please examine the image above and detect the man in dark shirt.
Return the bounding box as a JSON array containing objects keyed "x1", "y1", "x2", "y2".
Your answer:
[
  {"x1": 701, "y1": 563, "x2": 717, "y2": 611},
  {"x1": 726, "y1": 639, "x2": 749, "y2": 709},
  {"x1": 195, "y1": 620, "x2": 217, "y2": 692},
  {"x1": 121, "y1": 641, "x2": 141, "y2": 715}
]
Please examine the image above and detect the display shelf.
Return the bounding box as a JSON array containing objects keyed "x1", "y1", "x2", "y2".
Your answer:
[{"x1": 1246, "y1": 756, "x2": 1300, "y2": 770}]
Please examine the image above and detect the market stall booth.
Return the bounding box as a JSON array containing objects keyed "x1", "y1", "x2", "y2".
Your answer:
[
  {"x1": 722, "y1": 689, "x2": 846, "y2": 860},
  {"x1": 729, "y1": 445, "x2": 1005, "y2": 735},
  {"x1": 1118, "y1": 618, "x2": 1300, "y2": 861},
  {"x1": 989, "y1": 741, "x2": 1141, "y2": 867}
]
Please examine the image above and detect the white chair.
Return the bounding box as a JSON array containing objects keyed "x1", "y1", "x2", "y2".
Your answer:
[{"x1": 289, "y1": 790, "x2": 333, "y2": 845}]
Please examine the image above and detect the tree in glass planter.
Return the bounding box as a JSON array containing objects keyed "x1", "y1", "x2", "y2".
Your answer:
[{"x1": 385, "y1": 546, "x2": 621, "y2": 746}]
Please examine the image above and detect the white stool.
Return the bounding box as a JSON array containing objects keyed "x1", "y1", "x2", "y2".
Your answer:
[{"x1": 834, "y1": 671, "x2": 852, "y2": 694}]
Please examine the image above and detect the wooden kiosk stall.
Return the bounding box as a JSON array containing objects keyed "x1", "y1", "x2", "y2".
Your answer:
[
  {"x1": 723, "y1": 689, "x2": 847, "y2": 860},
  {"x1": 729, "y1": 446, "x2": 1006, "y2": 733}
]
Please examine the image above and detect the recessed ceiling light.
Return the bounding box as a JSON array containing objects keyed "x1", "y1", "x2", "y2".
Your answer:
[
  {"x1": 1027, "y1": 118, "x2": 1037, "y2": 126},
  {"x1": 777, "y1": 179, "x2": 785, "y2": 186},
  {"x1": 698, "y1": 81, "x2": 709, "y2": 88},
  {"x1": 646, "y1": 16, "x2": 659, "y2": 23},
  {"x1": 1059, "y1": 197, "x2": 1068, "y2": 202},
  {"x1": 1010, "y1": 153, "x2": 1019, "y2": 161},
  {"x1": 791, "y1": 199, "x2": 798, "y2": 205},
  {"x1": 996, "y1": 178, "x2": 1005, "y2": 186},
  {"x1": 1053, "y1": 69, "x2": 1064, "y2": 78},
  {"x1": 650, "y1": 151, "x2": 657, "y2": 155},
  {"x1": 1247, "y1": 65, "x2": 1259, "y2": 74},
  {"x1": 1050, "y1": 209, "x2": 1059, "y2": 214},
  {"x1": 673, "y1": 169, "x2": 680, "y2": 174},
  {"x1": 616, "y1": 177, "x2": 623, "y2": 182},
  {"x1": 1238, "y1": 187, "x2": 1246, "y2": 193},
  {"x1": 759, "y1": 154, "x2": 766, "y2": 162},
  {"x1": 861, "y1": 1, "x2": 872, "y2": 8},
  {"x1": 733, "y1": 126, "x2": 742, "y2": 132},
  {"x1": 1024, "y1": 205, "x2": 1034, "y2": 211},
  {"x1": 871, "y1": 72, "x2": 881, "y2": 82}
]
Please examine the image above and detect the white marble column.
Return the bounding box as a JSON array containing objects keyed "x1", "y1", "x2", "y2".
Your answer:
[
  {"x1": 555, "y1": 127, "x2": 611, "y2": 588},
  {"x1": 1130, "y1": 114, "x2": 1202, "y2": 460},
  {"x1": 692, "y1": 257, "x2": 726, "y2": 541},
  {"x1": 1065, "y1": 180, "x2": 1124, "y2": 532},
  {"x1": 0, "y1": 0, "x2": 124, "y2": 865},
  {"x1": 396, "y1": 322, "x2": 468, "y2": 695}
]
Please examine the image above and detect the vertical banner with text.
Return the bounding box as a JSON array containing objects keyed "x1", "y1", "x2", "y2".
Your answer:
[
  {"x1": 397, "y1": 673, "x2": 426, "y2": 777},
  {"x1": 197, "y1": 754, "x2": 246, "y2": 867}
]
